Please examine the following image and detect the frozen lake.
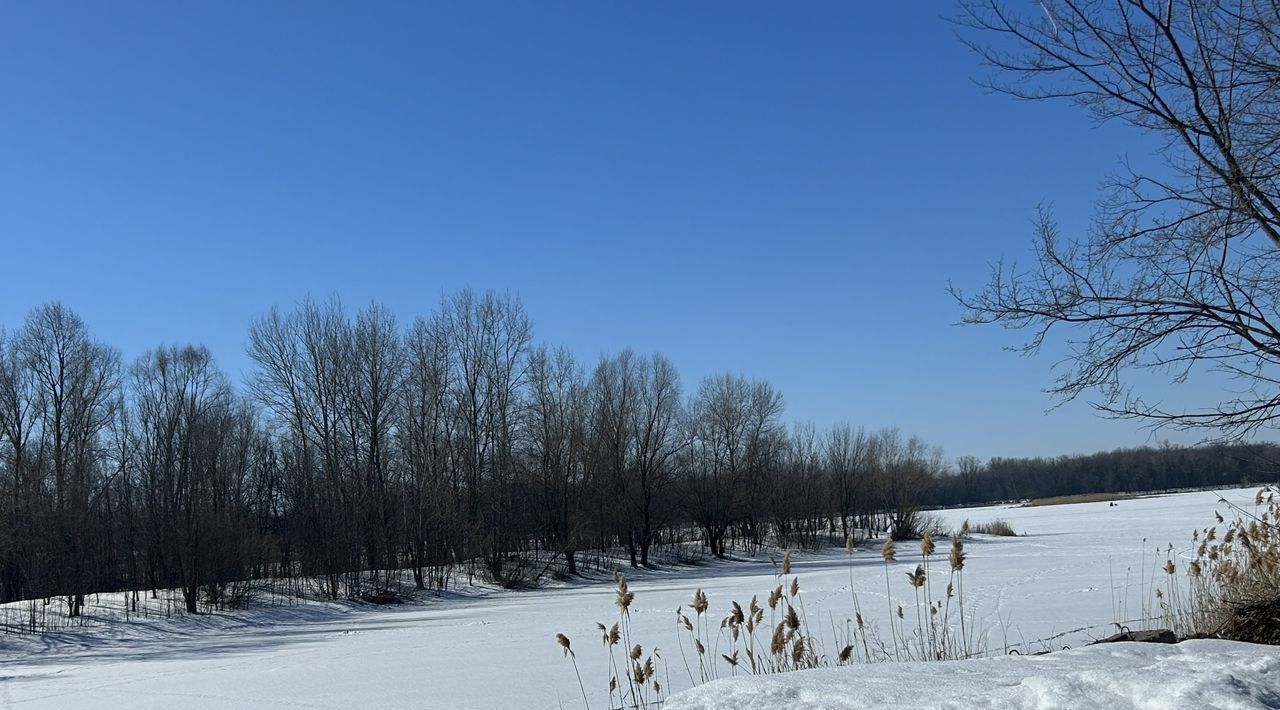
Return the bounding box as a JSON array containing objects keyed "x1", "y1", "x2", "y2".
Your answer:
[{"x1": 0, "y1": 487, "x2": 1261, "y2": 709}]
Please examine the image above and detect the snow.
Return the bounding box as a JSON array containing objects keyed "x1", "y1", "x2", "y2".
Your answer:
[
  {"x1": 666, "y1": 640, "x2": 1280, "y2": 710},
  {"x1": 0, "y1": 487, "x2": 1273, "y2": 708}
]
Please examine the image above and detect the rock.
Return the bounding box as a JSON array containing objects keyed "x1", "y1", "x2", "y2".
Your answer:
[{"x1": 1094, "y1": 628, "x2": 1178, "y2": 645}]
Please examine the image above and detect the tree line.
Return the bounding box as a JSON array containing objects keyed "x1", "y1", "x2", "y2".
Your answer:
[
  {"x1": 0, "y1": 293, "x2": 1271, "y2": 617},
  {"x1": 933, "y1": 443, "x2": 1279, "y2": 509}
]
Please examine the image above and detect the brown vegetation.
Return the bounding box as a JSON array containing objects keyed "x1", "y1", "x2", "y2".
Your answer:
[
  {"x1": 1171, "y1": 487, "x2": 1280, "y2": 646},
  {"x1": 966, "y1": 519, "x2": 1018, "y2": 537},
  {"x1": 1024, "y1": 492, "x2": 1136, "y2": 507}
]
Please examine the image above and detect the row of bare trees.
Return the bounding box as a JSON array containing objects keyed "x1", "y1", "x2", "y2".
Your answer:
[
  {"x1": 0, "y1": 294, "x2": 950, "y2": 612},
  {"x1": 3, "y1": 293, "x2": 1268, "y2": 617}
]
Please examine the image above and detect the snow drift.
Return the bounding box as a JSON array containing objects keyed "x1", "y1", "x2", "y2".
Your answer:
[{"x1": 666, "y1": 639, "x2": 1280, "y2": 710}]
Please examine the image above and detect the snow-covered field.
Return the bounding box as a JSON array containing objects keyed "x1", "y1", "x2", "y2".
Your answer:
[{"x1": 0, "y1": 487, "x2": 1274, "y2": 709}]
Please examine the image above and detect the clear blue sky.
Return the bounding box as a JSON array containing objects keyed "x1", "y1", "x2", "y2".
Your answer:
[{"x1": 0, "y1": 2, "x2": 1217, "y2": 460}]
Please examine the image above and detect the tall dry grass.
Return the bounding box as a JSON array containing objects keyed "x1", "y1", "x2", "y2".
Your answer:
[
  {"x1": 966, "y1": 519, "x2": 1018, "y2": 537},
  {"x1": 556, "y1": 533, "x2": 984, "y2": 707},
  {"x1": 1157, "y1": 486, "x2": 1280, "y2": 644},
  {"x1": 555, "y1": 571, "x2": 666, "y2": 710}
]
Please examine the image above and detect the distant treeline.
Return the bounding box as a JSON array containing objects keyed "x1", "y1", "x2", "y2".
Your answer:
[
  {"x1": 0, "y1": 293, "x2": 1274, "y2": 619},
  {"x1": 928, "y1": 443, "x2": 1280, "y2": 508}
]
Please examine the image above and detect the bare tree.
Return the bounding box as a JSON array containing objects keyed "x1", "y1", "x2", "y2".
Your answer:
[
  {"x1": 771, "y1": 421, "x2": 824, "y2": 548},
  {"x1": 346, "y1": 304, "x2": 404, "y2": 587},
  {"x1": 687, "y1": 374, "x2": 783, "y2": 558},
  {"x1": 0, "y1": 328, "x2": 41, "y2": 602},
  {"x1": 587, "y1": 351, "x2": 639, "y2": 564},
  {"x1": 16, "y1": 304, "x2": 121, "y2": 616},
  {"x1": 398, "y1": 314, "x2": 456, "y2": 589},
  {"x1": 738, "y1": 379, "x2": 785, "y2": 550},
  {"x1": 956, "y1": 454, "x2": 984, "y2": 495},
  {"x1": 440, "y1": 289, "x2": 532, "y2": 583},
  {"x1": 627, "y1": 353, "x2": 685, "y2": 567},
  {"x1": 876, "y1": 428, "x2": 942, "y2": 539},
  {"x1": 247, "y1": 299, "x2": 354, "y2": 598},
  {"x1": 525, "y1": 345, "x2": 588, "y2": 575},
  {"x1": 825, "y1": 423, "x2": 871, "y2": 541},
  {"x1": 130, "y1": 345, "x2": 248, "y2": 613},
  {"x1": 954, "y1": 0, "x2": 1280, "y2": 436}
]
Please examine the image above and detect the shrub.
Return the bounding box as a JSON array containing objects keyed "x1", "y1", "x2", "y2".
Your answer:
[
  {"x1": 891, "y1": 511, "x2": 945, "y2": 540},
  {"x1": 968, "y1": 519, "x2": 1018, "y2": 537}
]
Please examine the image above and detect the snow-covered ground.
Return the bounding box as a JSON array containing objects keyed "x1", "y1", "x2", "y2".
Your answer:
[
  {"x1": 0, "y1": 487, "x2": 1271, "y2": 709},
  {"x1": 668, "y1": 639, "x2": 1280, "y2": 710}
]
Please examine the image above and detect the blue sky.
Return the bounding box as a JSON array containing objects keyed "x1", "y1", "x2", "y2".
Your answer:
[{"x1": 0, "y1": 2, "x2": 1215, "y2": 460}]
